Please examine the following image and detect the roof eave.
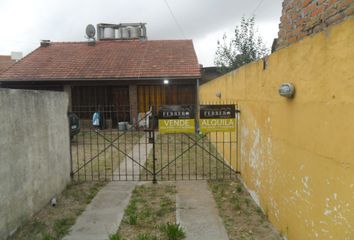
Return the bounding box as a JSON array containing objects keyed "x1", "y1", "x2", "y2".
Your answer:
[{"x1": 0, "y1": 75, "x2": 201, "y2": 83}]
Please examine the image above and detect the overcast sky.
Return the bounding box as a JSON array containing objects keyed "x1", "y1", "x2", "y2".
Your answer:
[{"x1": 0, "y1": 0, "x2": 282, "y2": 67}]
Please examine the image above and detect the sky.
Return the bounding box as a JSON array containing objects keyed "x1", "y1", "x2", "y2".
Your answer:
[{"x1": 0, "y1": 0, "x2": 282, "y2": 67}]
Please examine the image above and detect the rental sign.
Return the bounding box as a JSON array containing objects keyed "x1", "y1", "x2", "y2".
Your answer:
[
  {"x1": 199, "y1": 105, "x2": 236, "y2": 132},
  {"x1": 158, "y1": 105, "x2": 195, "y2": 133}
]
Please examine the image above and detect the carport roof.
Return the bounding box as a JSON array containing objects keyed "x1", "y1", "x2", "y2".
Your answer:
[{"x1": 0, "y1": 40, "x2": 201, "y2": 81}]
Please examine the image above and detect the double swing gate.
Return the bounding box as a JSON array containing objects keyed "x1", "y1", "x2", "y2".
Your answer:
[{"x1": 70, "y1": 104, "x2": 240, "y2": 182}]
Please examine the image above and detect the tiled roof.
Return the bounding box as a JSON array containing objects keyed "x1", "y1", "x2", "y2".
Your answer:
[
  {"x1": 0, "y1": 56, "x2": 15, "y2": 73},
  {"x1": 0, "y1": 40, "x2": 201, "y2": 81}
]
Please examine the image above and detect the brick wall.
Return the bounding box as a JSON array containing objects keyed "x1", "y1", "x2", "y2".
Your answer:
[{"x1": 277, "y1": 0, "x2": 354, "y2": 49}]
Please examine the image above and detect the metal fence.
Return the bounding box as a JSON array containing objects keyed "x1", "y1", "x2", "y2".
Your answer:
[{"x1": 69, "y1": 104, "x2": 240, "y2": 182}]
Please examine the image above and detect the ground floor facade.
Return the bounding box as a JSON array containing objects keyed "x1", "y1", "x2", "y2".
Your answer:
[{"x1": 1, "y1": 79, "x2": 198, "y2": 127}]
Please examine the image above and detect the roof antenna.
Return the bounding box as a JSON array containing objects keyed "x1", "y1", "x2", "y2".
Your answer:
[{"x1": 85, "y1": 24, "x2": 96, "y2": 46}]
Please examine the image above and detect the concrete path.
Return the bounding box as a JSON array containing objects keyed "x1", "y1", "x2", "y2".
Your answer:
[
  {"x1": 113, "y1": 134, "x2": 153, "y2": 181},
  {"x1": 65, "y1": 135, "x2": 229, "y2": 240},
  {"x1": 64, "y1": 135, "x2": 152, "y2": 240},
  {"x1": 176, "y1": 181, "x2": 229, "y2": 240},
  {"x1": 63, "y1": 182, "x2": 136, "y2": 240}
]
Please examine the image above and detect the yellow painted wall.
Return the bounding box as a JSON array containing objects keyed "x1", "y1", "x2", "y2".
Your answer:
[{"x1": 200, "y1": 18, "x2": 354, "y2": 240}]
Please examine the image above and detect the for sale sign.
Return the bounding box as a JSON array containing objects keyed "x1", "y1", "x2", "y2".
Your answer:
[
  {"x1": 199, "y1": 105, "x2": 236, "y2": 132},
  {"x1": 158, "y1": 105, "x2": 195, "y2": 133}
]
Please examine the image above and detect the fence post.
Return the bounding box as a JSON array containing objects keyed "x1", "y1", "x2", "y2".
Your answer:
[
  {"x1": 68, "y1": 112, "x2": 74, "y2": 180},
  {"x1": 152, "y1": 130, "x2": 157, "y2": 184},
  {"x1": 150, "y1": 107, "x2": 158, "y2": 184}
]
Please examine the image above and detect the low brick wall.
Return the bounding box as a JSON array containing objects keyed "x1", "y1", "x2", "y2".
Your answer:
[{"x1": 277, "y1": 0, "x2": 354, "y2": 49}]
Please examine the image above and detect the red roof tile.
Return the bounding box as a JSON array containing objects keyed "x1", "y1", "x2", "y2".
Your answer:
[{"x1": 0, "y1": 40, "x2": 201, "y2": 81}]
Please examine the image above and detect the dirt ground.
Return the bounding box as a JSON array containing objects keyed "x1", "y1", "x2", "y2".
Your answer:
[
  {"x1": 208, "y1": 180, "x2": 282, "y2": 240},
  {"x1": 8, "y1": 181, "x2": 106, "y2": 240},
  {"x1": 140, "y1": 133, "x2": 238, "y2": 181},
  {"x1": 11, "y1": 131, "x2": 281, "y2": 240}
]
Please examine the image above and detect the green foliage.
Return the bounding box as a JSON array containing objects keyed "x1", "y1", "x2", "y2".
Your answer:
[
  {"x1": 109, "y1": 233, "x2": 124, "y2": 240},
  {"x1": 28, "y1": 219, "x2": 46, "y2": 236},
  {"x1": 165, "y1": 185, "x2": 177, "y2": 194},
  {"x1": 128, "y1": 213, "x2": 138, "y2": 225},
  {"x1": 231, "y1": 195, "x2": 241, "y2": 211},
  {"x1": 42, "y1": 233, "x2": 55, "y2": 240},
  {"x1": 256, "y1": 207, "x2": 263, "y2": 215},
  {"x1": 245, "y1": 198, "x2": 250, "y2": 207},
  {"x1": 139, "y1": 207, "x2": 153, "y2": 220},
  {"x1": 125, "y1": 199, "x2": 138, "y2": 225},
  {"x1": 161, "y1": 222, "x2": 186, "y2": 240},
  {"x1": 160, "y1": 197, "x2": 173, "y2": 208},
  {"x1": 53, "y1": 217, "x2": 75, "y2": 237},
  {"x1": 215, "y1": 16, "x2": 269, "y2": 73},
  {"x1": 137, "y1": 233, "x2": 158, "y2": 240}
]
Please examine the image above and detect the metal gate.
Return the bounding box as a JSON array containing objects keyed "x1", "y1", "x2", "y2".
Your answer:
[{"x1": 69, "y1": 104, "x2": 240, "y2": 182}]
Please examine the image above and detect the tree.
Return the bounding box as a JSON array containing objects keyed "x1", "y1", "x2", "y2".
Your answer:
[{"x1": 214, "y1": 16, "x2": 269, "y2": 73}]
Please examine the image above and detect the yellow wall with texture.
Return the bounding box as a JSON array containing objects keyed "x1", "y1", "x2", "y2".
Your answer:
[{"x1": 200, "y1": 18, "x2": 354, "y2": 240}]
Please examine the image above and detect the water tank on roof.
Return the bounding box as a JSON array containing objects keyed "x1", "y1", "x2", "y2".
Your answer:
[
  {"x1": 103, "y1": 27, "x2": 115, "y2": 39},
  {"x1": 11, "y1": 52, "x2": 23, "y2": 61},
  {"x1": 129, "y1": 27, "x2": 140, "y2": 39},
  {"x1": 116, "y1": 28, "x2": 122, "y2": 39},
  {"x1": 96, "y1": 23, "x2": 147, "y2": 40},
  {"x1": 121, "y1": 27, "x2": 129, "y2": 39}
]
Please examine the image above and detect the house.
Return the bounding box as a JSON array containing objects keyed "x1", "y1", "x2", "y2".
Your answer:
[
  {"x1": 0, "y1": 24, "x2": 201, "y2": 126},
  {"x1": 0, "y1": 55, "x2": 15, "y2": 73},
  {"x1": 200, "y1": 66, "x2": 223, "y2": 85},
  {"x1": 0, "y1": 52, "x2": 23, "y2": 73}
]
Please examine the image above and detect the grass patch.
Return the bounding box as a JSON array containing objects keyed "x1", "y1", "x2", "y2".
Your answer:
[
  {"x1": 53, "y1": 217, "x2": 75, "y2": 237},
  {"x1": 9, "y1": 181, "x2": 106, "y2": 240},
  {"x1": 137, "y1": 233, "x2": 158, "y2": 240},
  {"x1": 109, "y1": 233, "x2": 124, "y2": 240},
  {"x1": 140, "y1": 133, "x2": 238, "y2": 181},
  {"x1": 42, "y1": 234, "x2": 56, "y2": 240},
  {"x1": 160, "y1": 222, "x2": 186, "y2": 240},
  {"x1": 117, "y1": 183, "x2": 177, "y2": 240},
  {"x1": 208, "y1": 179, "x2": 282, "y2": 240},
  {"x1": 71, "y1": 130, "x2": 143, "y2": 181}
]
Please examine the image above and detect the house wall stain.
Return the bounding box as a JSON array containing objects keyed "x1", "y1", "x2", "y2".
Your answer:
[{"x1": 199, "y1": 18, "x2": 354, "y2": 240}]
